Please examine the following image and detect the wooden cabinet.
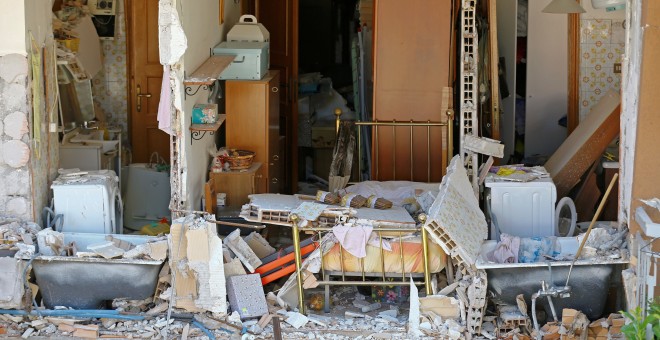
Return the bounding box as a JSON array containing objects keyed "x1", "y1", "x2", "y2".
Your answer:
[
  {"x1": 226, "y1": 71, "x2": 281, "y2": 193},
  {"x1": 205, "y1": 163, "x2": 264, "y2": 213}
]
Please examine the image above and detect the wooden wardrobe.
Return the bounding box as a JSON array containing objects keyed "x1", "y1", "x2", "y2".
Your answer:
[{"x1": 226, "y1": 71, "x2": 281, "y2": 193}]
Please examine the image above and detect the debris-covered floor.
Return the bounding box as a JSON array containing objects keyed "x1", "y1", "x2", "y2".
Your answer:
[{"x1": 0, "y1": 157, "x2": 641, "y2": 340}]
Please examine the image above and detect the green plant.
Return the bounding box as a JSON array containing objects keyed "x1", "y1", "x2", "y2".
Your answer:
[{"x1": 621, "y1": 298, "x2": 660, "y2": 340}]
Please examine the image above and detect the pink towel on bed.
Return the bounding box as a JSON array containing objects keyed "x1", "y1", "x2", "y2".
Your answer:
[{"x1": 332, "y1": 222, "x2": 373, "y2": 258}]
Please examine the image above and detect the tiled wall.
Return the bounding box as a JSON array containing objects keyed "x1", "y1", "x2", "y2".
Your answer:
[
  {"x1": 579, "y1": 19, "x2": 625, "y2": 121},
  {"x1": 92, "y1": 0, "x2": 128, "y2": 144}
]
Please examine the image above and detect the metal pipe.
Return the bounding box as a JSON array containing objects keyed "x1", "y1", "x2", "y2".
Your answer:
[
  {"x1": 420, "y1": 214, "x2": 432, "y2": 295},
  {"x1": 0, "y1": 309, "x2": 145, "y2": 321},
  {"x1": 379, "y1": 231, "x2": 386, "y2": 282},
  {"x1": 392, "y1": 122, "x2": 396, "y2": 179},
  {"x1": 355, "y1": 121, "x2": 448, "y2": 127},
  {"x1": 290, "y1": 214, "x2": 306, "y2": 314},
  {"x1": 315, "y1": 280, "x2": 425, "y2": 286},
  {"x1": 409, "y1": 122, "x2": 414, "y2": 180},
  {"x1": 531, "y1": 292, "x2": 541, "y2": 340}
]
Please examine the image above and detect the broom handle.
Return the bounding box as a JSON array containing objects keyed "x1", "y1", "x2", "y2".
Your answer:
[{"x1": 565, "y1": 172, "x2": 618, "y2": 287}]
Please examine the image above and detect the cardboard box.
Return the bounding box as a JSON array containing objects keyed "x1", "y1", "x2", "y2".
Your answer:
[{"x1": 192, "y1": 103, "x2": 218, "y2": 124}]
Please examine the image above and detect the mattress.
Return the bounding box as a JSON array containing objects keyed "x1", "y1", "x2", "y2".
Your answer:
[{"x1": 322, "y1": 238, "x2": 446, "y2": 274}]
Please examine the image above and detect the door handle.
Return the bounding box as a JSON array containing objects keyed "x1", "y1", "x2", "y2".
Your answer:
[{"x1": 136, "y1": 85, "x2": 152, "y2": 112}]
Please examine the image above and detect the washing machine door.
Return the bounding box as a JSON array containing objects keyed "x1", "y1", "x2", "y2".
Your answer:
[{"x1": 555, "y1": 197, "x2": 577, "y2": 237}]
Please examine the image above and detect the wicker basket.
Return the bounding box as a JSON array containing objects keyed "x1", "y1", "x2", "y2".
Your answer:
[{"x1": 227, "y1": 150, "x2": 255, "y2": 170}]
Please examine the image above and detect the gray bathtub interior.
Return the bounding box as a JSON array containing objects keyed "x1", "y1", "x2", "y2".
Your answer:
[
  {"x1": 476, "y1": 236, "x2": 628, "y2": 320},
  {"x1": 32, "y1": 233, "x2": 164, "y2": 309}
]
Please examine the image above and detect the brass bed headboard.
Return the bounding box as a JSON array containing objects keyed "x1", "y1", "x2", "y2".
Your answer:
[{"x1": 334, "y1": 109, "x2": 454, "y2": 182}]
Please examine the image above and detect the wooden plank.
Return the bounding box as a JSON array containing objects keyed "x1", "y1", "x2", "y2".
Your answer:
[
  {"x1": 545, "y1": 90, "x2": 620, "y2": 199},
  {"x1": 189, "y1": 115, "x2": 226, "y2": 132},
  {"x1": 183, "y1": 55, "x2": 235, "y2": 86}
]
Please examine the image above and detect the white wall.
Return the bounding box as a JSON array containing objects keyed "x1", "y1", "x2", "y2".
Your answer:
[
  {"x1": 179, "y1": 0, "x2": 242, "y2": 210},
  {"x1": 24, "y1": 0, "x2": 53, "y2": 48},
  {"x1": 524, "y1": 0, "x2": 568, "y2": 158},
  {"x1": 0, "y1": 0, "x2": 27, "y2": 55}
]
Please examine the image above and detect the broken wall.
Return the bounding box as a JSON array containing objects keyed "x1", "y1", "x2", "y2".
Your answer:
[
  {"x1": 0, "y1": 0, "x2": 58, "y2": 223},
  {"x1": 169, "y1": 0, "x2": 241, "y2": 211}
]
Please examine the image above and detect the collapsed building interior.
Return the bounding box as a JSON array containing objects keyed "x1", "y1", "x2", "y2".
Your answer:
[{"x1": 0, "y1": 0, "x2": 658, "y2": 339}]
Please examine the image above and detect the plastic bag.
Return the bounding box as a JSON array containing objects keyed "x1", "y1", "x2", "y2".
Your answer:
[{"x1": 518, "y1": 236, "x2": 560, "y2": 263}]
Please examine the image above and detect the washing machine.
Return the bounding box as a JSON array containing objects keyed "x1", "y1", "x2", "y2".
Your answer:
[
  {"x1": 485, "y1": 176, "x2": 557, "y2": 240},
  {"x1": 52, "y1": 170, "x2": 122, "y2": 234}
]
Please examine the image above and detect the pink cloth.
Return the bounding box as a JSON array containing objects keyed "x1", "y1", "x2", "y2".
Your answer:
[
  {"x1": 332, "y1": 223, "x2": 373, "y2": 258},
  {"x1": 488, "y1": 233, "x2": 520, "y2": 263},
  {"x1": 157, "y1": 65, "x2": 172, "y2": 135}
]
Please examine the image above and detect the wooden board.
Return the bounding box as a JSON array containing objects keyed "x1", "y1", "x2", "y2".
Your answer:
[
  {"x1": 190, "y1": 115, "x2": 226, "y2": 132},
  {"x1": 183, "y1": 55, "x2": 236, "y2": 86},
  {"x1": 545, "y1": 90, "x2": 620, "y2": 199}
]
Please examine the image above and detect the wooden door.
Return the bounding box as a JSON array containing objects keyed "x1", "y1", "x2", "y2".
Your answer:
[
  {"x1": 249, "y1": 0, "x2": 298, "y2": 193},
  {"x1": 127, "y1": 0, "x2": 170, "y2": 163},
  {"x1": 373, "y1": 0, "x2": 452, "y2": 182}
]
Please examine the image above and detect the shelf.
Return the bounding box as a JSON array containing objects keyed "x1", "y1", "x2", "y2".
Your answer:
[
  {"x1": 190, "y1": 114, "x2": 226, "y2": 144},
  {"x1": 183, "y1": 55, "x2": 235, "y2": 98}
]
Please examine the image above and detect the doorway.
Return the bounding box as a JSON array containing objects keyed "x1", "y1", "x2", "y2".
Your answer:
[{"x1": 297, "y1": 0, "x2": 362, "y2": 194}]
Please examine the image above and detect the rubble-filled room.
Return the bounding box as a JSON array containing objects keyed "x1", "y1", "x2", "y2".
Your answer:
[{"x1": 0, "y1": 0, "x2": 658, "y2": 339}]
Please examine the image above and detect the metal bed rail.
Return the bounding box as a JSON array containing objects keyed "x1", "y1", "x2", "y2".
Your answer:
[
  {"x1": 335, "y1": 110, "x2": 454, "y2": 182},
  {"x1": 290, "y1": 214, "x2": 432, "y2": 314}
]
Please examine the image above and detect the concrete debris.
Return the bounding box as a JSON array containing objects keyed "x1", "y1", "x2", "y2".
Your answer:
[
  {"x1": 345, "y1": 310, "x2": 366, "y2": 318},
  {"x1": 105, "y1": 235, "x2": 136, "y2": 251},
  {"x1": 36, "y1": 228, "x2": 64, "y2": 256},
  {"x1": 408, "y1": 277, "x2": 424, "y2": 338},
  {"x1": 225, "y1": 228, "x2": 263, "y2": 273},
  {"x1": 0, "y1": 220, "x2": 40, "y2": 257},
  {"x1": 0, "y1": 257, "x2": 28, "y2": 309},
  {"x1": 224, "y1": 257, "x2": 247, "y2": 278},
  {"x1": 244, "y1": 231, "x2": 276, "y2": 258},
  {"x1": 123, "y1": 239, "x2": 169, "y2": 261},
  {"x1": 379, "y1": 309, "x2": 398, "y2": 318},
  {"x1": 361, "y1": 302, "x2": 382, "y2": 313},
  {"x1": 87, "y1": 241, "x2": 126, "y2": 259},
  {"x1": 419, "y1": 295, "x2": 460, "y2": 320},
  {"x1": 168, "y1": 217, "x2": 226, "y2": 313},
  {"x1": 284, "y1": 312, "x2": 309, "y2": 329}
]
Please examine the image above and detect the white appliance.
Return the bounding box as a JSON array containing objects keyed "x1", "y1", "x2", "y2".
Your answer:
[
  {"x1": 123, "y1": 164, "x2": 171, "y2": 231},
  {"x1": 52, "y1": 170, "x2": 122, "y2": 234},
  {"x1": 485, "y1": 176, "x2": 557, "y2": 240}
]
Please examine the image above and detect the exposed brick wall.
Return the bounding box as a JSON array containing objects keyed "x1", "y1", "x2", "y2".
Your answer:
[{"x1": 0, "y1": 54, "x2": 33, "y2": 221}]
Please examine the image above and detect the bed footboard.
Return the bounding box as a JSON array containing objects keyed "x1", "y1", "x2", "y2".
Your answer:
[{"x1": 290, "y1": 214, "x2": 433, "y2": 314}]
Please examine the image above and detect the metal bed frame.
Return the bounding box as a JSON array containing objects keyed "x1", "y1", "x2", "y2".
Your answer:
[
  {"x1": 290, "y1": 111, "x2": 454, "y2": 313},
  {"x1": 334, "y1": 110, "x2": 454, "y2": 181}
]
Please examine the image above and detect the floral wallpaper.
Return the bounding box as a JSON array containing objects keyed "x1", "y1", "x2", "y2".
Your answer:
[
  {"x1": 579, "y1": 19, "x2": 625, "y2": 122},
  {"x1": 92, "y1": 0, "x2": 128, "y2": 144}
]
